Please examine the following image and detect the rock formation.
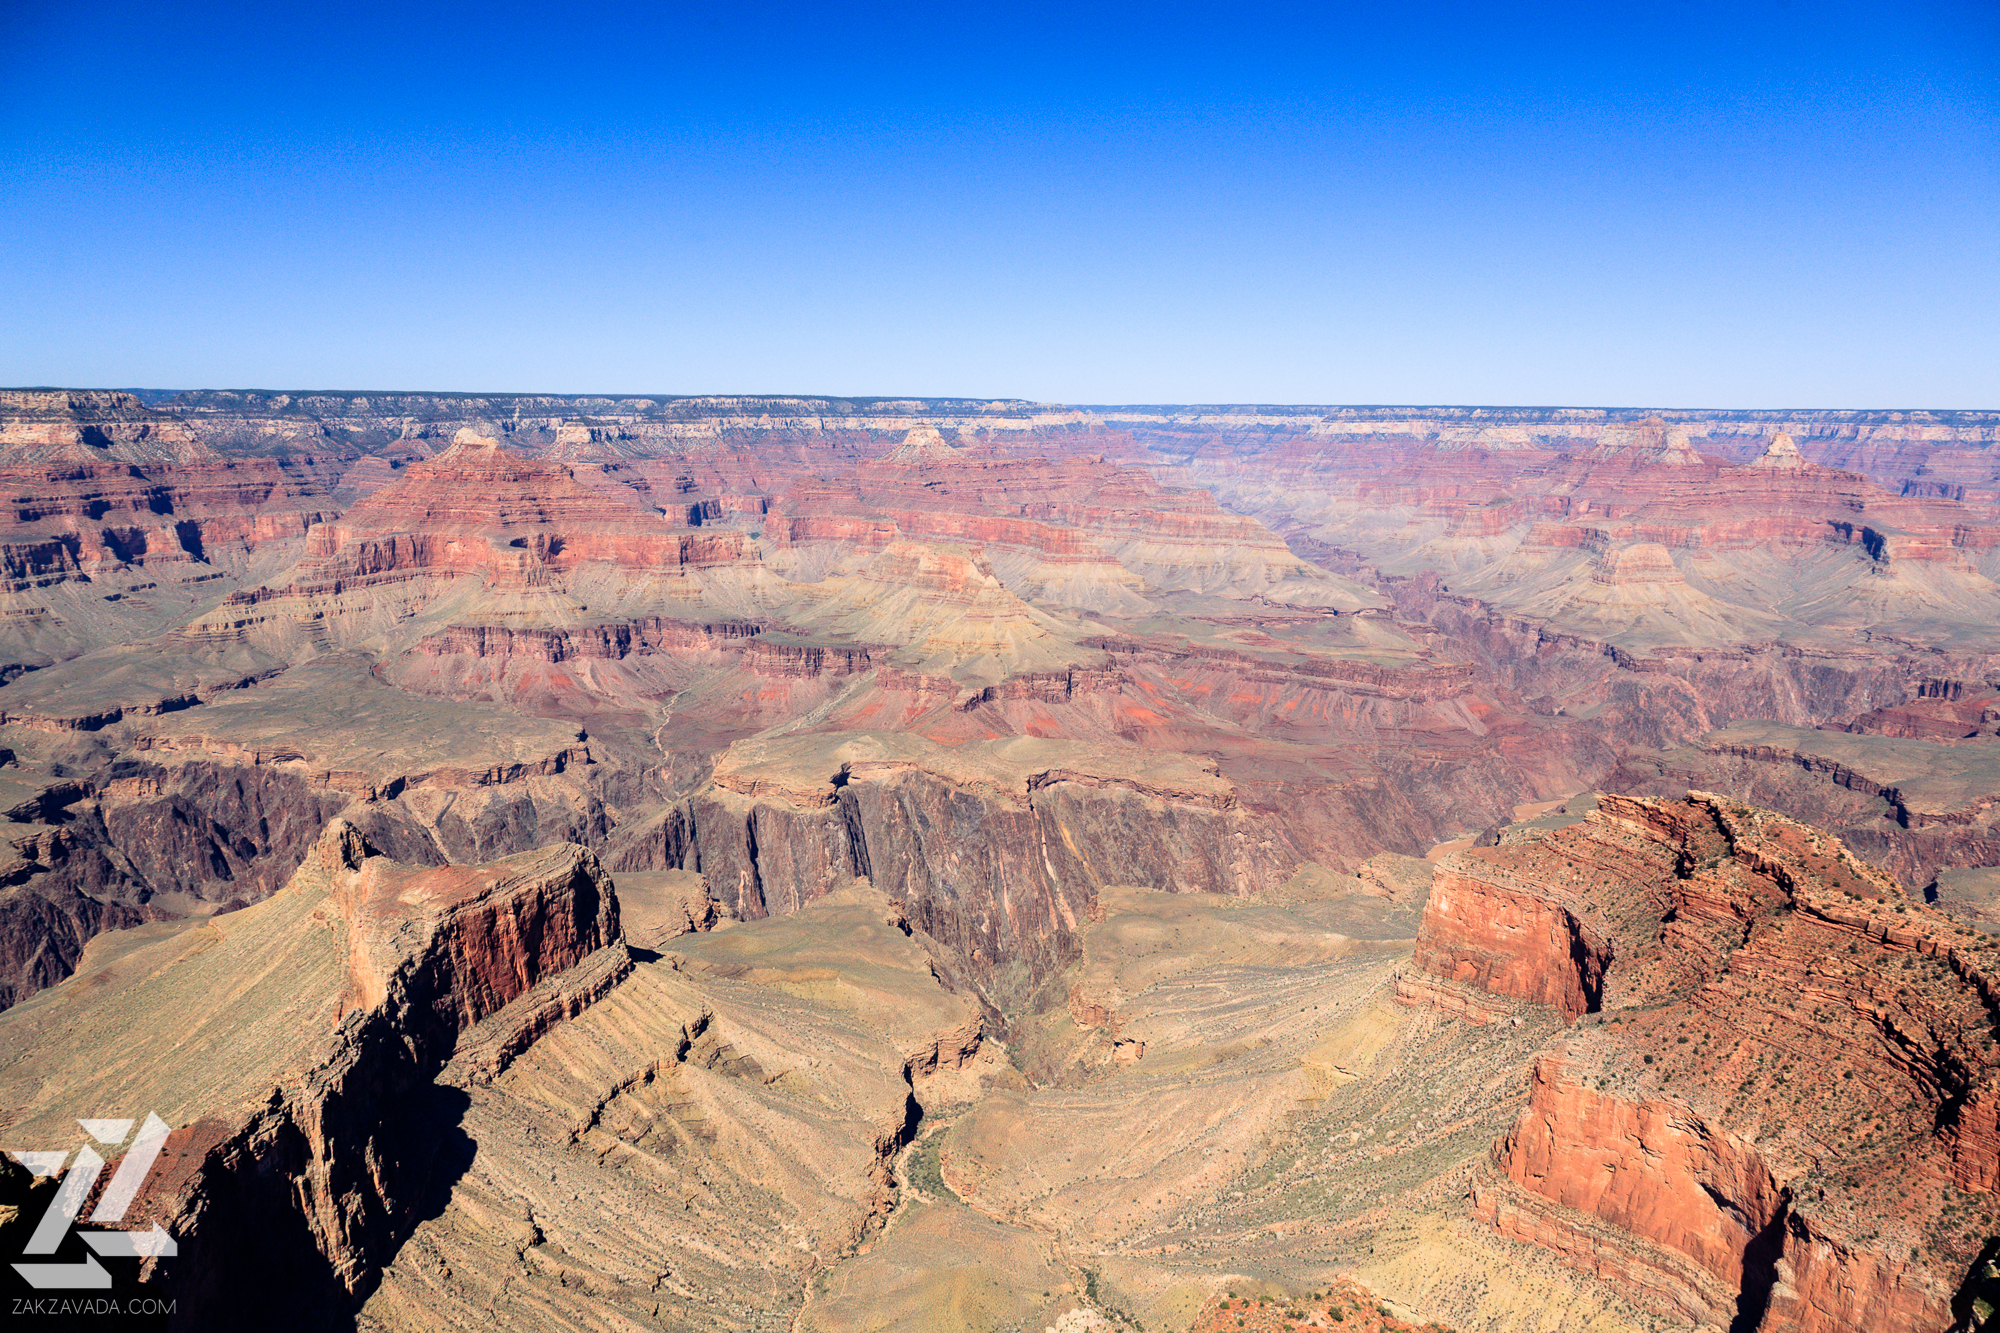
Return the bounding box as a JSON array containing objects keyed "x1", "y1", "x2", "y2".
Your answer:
[
  {"x1": 0, "y1": 388, "x2": 1998, "y2": 1329},
  {"x1": 299, "y1": 431, "x2": 751, "y2": 589},
  {"x1": 1400, "y1": 792, "x2": 2000, "y2": 1332},
  {"x1": 0, "y1": 825, "x2": 1629, "y2": 1332},
  {"x1": 0, "y1": 820, "x2": 624, "y2": 1325},
  {"x1": 766, "y1": 436, "x2": 1376, "y2": 613},
  {"x1": 1750, "y1": 431, "x2": 1809, "y2": 469},
  {"x1": 0, "y1": 391, "x2": 212, "y2": 465}
]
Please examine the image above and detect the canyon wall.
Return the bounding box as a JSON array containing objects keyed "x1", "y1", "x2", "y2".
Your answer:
[
  {"x1": 612, "y1": 737, "x2": 1292, "y2": 1007},
  {"x1": 0, "y1": 820, "x2": 627, "y2": 1328},
  {"x1": 1400, "y1": 793, "x2": 2000, "y2": 1332}
]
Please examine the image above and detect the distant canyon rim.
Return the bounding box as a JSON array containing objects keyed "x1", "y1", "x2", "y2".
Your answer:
[{"x1": 0, "y1": 388, "x2": 1998, "y2": 1333}]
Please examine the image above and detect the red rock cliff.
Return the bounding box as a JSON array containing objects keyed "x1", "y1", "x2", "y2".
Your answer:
[
  {"x1": 1404, "y1": 793, "x2": 2000, "y2": 1332},
  {"x1": 301, "y1": 433, "x2": 750, "y2": 587},
  {"x1": 0, "y1": 819, "x2": 630, "y2": 1327}
]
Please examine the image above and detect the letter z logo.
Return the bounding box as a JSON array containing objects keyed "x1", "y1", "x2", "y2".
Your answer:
[{"x1": 9, "y1": 1114, "x2": 176, "y2": 1289}]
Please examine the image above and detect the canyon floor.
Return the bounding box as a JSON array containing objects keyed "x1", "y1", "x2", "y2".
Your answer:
[{"x1": 1, "y1": 391, "x2": 1998, "y2": 1331}]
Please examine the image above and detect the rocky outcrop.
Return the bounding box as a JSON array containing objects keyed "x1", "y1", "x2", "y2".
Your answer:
[
  {"x1": 1472, "y1": 1058, "x2": 1788, "y2": 1321},
  {"x1": 1698, "y1": 740, "x2": 2000, "y2": 832},
  {"x1": 1404, "y1": 862, "x2": 1615, "y2": 1022},
  {"x1": 322, "y1": 825, "x2": 620, "y2": 1028},
  {"x1": 0, "y1": 759, "x2": 352, "y2": 1008},
  {"x1": 0, "y1": 863, "x2": 141, "y2": 1009},
  {"x1": 623, "y1": 735, "x2": 1292, "y2": 1005},
  {"x1": 414, "y1": 621, "x2": 665, "y2": 663},
  {"x1": 0, "y1": 821, "x2": 626, "y2": 1328},
  {"x1": 1475, "y1": 1059, "x2": 1961, "y2": 1333},
  {"x1": 297, "y1": 433, "x2": 752, "y2": 590},
  {"x1": 955, "y1": 664, "x2": 1129, "y2": 709},
  {"x1": 1083, "y1": 634, "x2": 1476, "y2": 702},
  {"x1": 407, "y1": 616, "x2": 879, "y2": 687},
  {"x1": 739, "y1": 637, "x2": 876, "y2": 678},
  {"x1": 767, "y1": 445, "x2": 1373, "y2": 610},
  {"x1": 1605, "y1": 720, "x2": 2000, "y2": 891},
  {"x1": 0, "y1": 458, "x2": 332, "y2": 597},
  {"x1": 1401, "y1": 793, "x2": 2000, "y2": 1332},
  {"x1": 1843, "y1": 685, "x2": 2000, "y2": 743},
  {"x1": 1750, "y1": 431, "x2": 1809, "y2": 469},
  {"x1": 412, "y1": 616, "x2": 763, "y2": 664},
  {"x1": 0, "y1": 391, "x2": 211, "y2": 465},
  {"x1": 0, "y1": 665, "x2": 281, "y2": 733},
  {"x1": 1589, "y1": 541, "x2": 1685, "y2": 588}
]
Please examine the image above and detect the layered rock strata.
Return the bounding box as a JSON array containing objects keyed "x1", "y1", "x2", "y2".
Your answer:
[
  {"x1": 615, "y1": 733, "x2": 1287, "y2": 1005},
  {"x1": 1400, "y1": 792, "x2": 2000, "y2": 1332},
  {"x1": 298, "y1": 432, "x2": 748, "y2": 590},
  {"x1": 1160, "y1": 418, "x2": 2000, "y2": 649},
  {"x1": 0, "y1": 820, "x2": 623, "y2": 1328},
  {"x1": 0, "y1": 453, "x2": 338, "y2": 670},
  {"x1": 0, "y1": 391, "x2": 209, "y2": 465},
  {"x1": 768, "y1": 440, "x2": 1372, "y2": 610},
  {"x1": 0, "y1": 758, "x2": 351, "y2": 1007},
  {"x1": 1609, "y1": 719, "x2": 2000, "y2": 891}
]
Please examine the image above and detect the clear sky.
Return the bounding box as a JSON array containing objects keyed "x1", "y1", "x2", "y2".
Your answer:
[{"x1": 2, "y1": 0, "x2": 1995, "y2": 406}]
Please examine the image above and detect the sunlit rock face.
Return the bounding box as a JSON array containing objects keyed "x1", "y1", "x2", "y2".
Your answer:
[
  {"x1": 301, "y1": 432, "x2": 751, "y2": 588},
  {"x1": 1402, "y1": 792, "x2": 1999, "y2": 1332},
  {"x1": 1, "y1": 393, "x2": 1999, "y2": 1330}
]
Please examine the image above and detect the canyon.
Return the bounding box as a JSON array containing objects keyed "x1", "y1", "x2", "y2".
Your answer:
[{"x1": 0, "y1": 389, "x2": 1996, "y2": 1331}]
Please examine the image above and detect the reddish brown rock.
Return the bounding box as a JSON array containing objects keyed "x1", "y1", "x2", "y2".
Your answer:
[
  {"x1": 766, "y1": 437, "x2": 1366, "y2": 609},
  {"x1": 1406, "y1": 862, "x2": 1614, "y2": 1021},
  {"x1": 768, "y1": 449, "x2": 1266, "y2": 553},
  {"x1": 1843, "y1": 679, "x2": 2000, "y2": 743},
  {"x1": 0, "y1": 820, "x2": 627, "y2": 1326},
  {"x1": 0, "y1": 457, "x2": 332, "y2": 591},
  {"x1": 299, "y1": 432, "x2": 750, "y2": 589},
  {"x1": 1403, "y1": 793, "x2": 2000, "y2": 1332}
]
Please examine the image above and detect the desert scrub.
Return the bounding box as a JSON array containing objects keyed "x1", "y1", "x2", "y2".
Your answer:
[{"x1": 901, "y1": 1135, "x2": 949, "y2": 1199}]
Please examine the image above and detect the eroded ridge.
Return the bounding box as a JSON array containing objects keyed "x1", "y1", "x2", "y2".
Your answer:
[
  {"x1": 1401, "y1": 791, "x2": 2000, "y2": 1332},
  {"x1": 0, "y1": 819, "x2": 625, "y2": 1323}
]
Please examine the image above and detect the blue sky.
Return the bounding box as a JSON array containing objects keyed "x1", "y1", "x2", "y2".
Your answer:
[{"x1": 2, "y1": 0, "x2": 1995, "y2": 405}]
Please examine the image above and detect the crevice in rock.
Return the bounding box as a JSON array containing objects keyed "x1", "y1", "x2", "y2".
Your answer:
[{"x1": 1728, "y1": 1197, "x2": 1793, "y2": 1333}]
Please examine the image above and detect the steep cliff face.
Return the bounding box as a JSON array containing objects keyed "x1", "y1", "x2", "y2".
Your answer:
[
  {"x1": 0, "y1": 820, "x2": 627, "y2": 1328},
  {"x1": 0, "y1": 457, "x2": 333, "y2": 608},
  {"x1": 1607, "y1": 719, "x2": 2000, "y2": 892},
  {"x1": 610, "y1": 733, "x2": 1289, "y2": 1005},
  {"x1": 0, "y1": 757, "x2": 351, "y2": 1006},
  {"x1": 1404, "y1": 864, "x2": 1614, "y2": 1022},
  {"x1": 1472, "y1": 1060, "x2": 1956, "y2": 1332},
  {"x1": 1843, "y1": 678, "x2": 2000, "y2": 743},
  {"x1": 0, "y1": 822, "x2": 1017, "y2": 1333},
  {"x1": 300, "y1": 432, "x2": 749, "y2": 589},
  {"x1": 1401, "y1": 793, "x2": 2000, "y2": 1332},
  {"x1": 0, "y1": 390, "x2": 212, "y2": 465},
  {"x1": 411, "y1": 615, "x2": 763, "y2": 664}
]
